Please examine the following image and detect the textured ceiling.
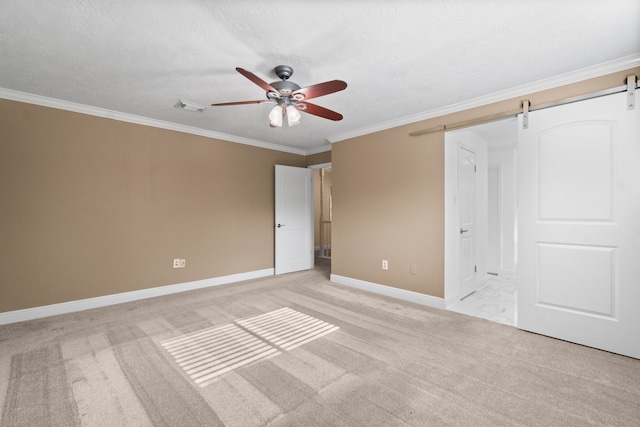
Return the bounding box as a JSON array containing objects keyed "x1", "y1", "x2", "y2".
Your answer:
[{"x1": 1, "y1": 0, "x2": 639, "y2": 154}]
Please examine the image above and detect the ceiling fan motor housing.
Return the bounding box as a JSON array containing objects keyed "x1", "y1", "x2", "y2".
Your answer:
[
  {"x1": 269, "y1": 80, "x2": 301, "y2": 98},
  {"x1": 274, "y1": 65, "x2": 293, "y2": 80},
  {"x1": 267, "y1": 66, "x2": 300, "y2": 98}
]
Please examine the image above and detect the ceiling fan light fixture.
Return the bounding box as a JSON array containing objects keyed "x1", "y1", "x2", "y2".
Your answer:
[
  {"x1": 269, "y1": 105, "x2": 284, "y2": 127},
  {"x1": 266, "y1": 91, "x2": 281, "y2": 100},
  {"x1": 286, "y1": 105, "x2": 301, "y2": 127}
]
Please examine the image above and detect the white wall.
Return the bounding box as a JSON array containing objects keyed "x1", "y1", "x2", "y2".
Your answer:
[
  {"x1": 488, "y1": 144, "x2": 518, "y2": 279},
  {"x1": 487, "y1": 166, "x2": 501, "y2": 274}
]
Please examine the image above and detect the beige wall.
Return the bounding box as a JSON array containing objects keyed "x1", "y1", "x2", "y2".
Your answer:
[
  {"x1": 305, "y1": 150, "x2": 331, "y2": 167},
  {"x1": 331, "y1": 67, "x2": 639, "y2": 299},
  {"x1": 2, "y1": 67, "x2": 637, "y2": 313},
  {"x1": 332, "y1": 131, "x2": 445, "y2": 296},
  {"x1": 0, "y1": 99, "x2": 305, "y2": 312}
]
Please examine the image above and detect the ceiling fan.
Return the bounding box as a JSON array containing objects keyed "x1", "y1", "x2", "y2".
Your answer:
[{"x1": 211, "y1": 65, "x2": 347, "y2": 127}]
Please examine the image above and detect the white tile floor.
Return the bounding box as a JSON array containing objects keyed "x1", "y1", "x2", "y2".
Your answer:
[{"x1": 448, "y1": 278, "x2": 518, "y2": 326}]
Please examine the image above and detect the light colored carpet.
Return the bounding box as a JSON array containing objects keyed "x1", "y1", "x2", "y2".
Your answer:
[{"x1": 1, "y1": 262, "x2": 639, "y2": 426}]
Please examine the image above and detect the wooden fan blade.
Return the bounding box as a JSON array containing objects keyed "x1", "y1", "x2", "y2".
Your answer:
[
  {"x1": 297, "y1": 101, "x2": 343, "y2": 121},
  {"x1": 211, "y1": 100, "x2": 270, "y2": 106},
  {"x1": 236, "y1": 67, "x2": 278, "y2": 93},
  {"x1": 292, "y1": 80, "x2": 347, "y2": 101}
]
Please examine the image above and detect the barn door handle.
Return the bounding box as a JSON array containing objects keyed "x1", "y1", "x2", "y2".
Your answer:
[
  {"x1": 460, "y1": 228, "x2": 468, "y2": 234},
  {"x1": 277, "y1": 224, "x2": 285, "y2": 228}
]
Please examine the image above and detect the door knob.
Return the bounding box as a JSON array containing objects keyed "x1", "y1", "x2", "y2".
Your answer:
[
  {"x1": 277, "y1": 224, "x2": 285, "y2": 228},
  {"x1": 460, "y1": 228, "x2": 469, "y2": 234}
]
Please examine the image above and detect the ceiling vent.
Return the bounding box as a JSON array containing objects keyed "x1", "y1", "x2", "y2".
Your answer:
[{"x1": 174, "y1": 100, "x2": 206, "y2": 112}]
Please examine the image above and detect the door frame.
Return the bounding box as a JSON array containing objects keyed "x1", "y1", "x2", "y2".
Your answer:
[
  {"x1": 458, "y1": 145, "x2": 478, "y2": 299},
  {"x1": 444, "y1": 129, "x2": 489, "y2": 307}
]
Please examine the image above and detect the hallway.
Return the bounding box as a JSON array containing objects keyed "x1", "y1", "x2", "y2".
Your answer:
[{"x1": 449, "y1": 279, "x2": 518, "y2": 326}]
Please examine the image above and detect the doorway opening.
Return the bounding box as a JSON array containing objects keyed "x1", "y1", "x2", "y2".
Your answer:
[
  {"x1": 444, "y1": 117, "x2": 518, "y2": 326},
  {"x1": 310, "y1": 163, "x2": 332, "y2": 276},
  {"x1": 315, "y1": 167, "x2": 332, "y2": 260}
]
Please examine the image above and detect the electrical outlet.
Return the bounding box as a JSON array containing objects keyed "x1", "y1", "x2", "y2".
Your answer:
[
  {"x1": 179, "y1": 259, "x2": 186, "y2": 268},
  {"x1": 382, "y1": 259, "x2": 388, "y2": 270},
  {"x1": 410, "y1": 264, "x2": 417, "y2": 275},
  {"x1": 173, "y1": 259, "x2": 181, "y2": 268}
]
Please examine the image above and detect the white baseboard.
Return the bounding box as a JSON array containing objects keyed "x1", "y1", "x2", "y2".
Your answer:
[
  {"x1": 330, "y1": 274, "x2": 446, "y2": 310},
  {"x1": 444, "y1": 293, "x2": 462, "y2": 309},
  {"x1": 445, "y1": 275, "x2": 492, "y2": 309},
  {"x1": 499, "y1": 270, "x2": 518, "y2": 282},
  {"x1": 0, "y1": 268, "x2": 274, "y2": 325}
]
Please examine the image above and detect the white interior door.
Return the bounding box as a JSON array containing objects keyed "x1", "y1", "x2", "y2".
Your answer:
[
  {"x1": 518, "y1": 92, "x2": 640, "y2": 359},
  {"x1": 459, "y1": 146, "x2": 477, "y2": 298},
  {"x1": 275, "y1": 165, "x2": 314, "y2": 275}
]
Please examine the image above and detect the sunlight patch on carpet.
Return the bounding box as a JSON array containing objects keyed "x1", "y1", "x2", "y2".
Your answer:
[
  {"x1": 161, "y1": 323, "x2": 280, "y2": 387},
  {"x1": 161, "y1": 308, "x2": 339, "y2": 387},
  {"x1": 236, "y1": 307, "x2": 340, "y2": 351}
]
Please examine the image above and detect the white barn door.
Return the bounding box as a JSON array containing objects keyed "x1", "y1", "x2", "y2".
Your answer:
[
  {"x1": 275, "y1": 165, "x2": 314, "y2": 275},
  {"x1": 518, "y1": 92, "x2": 640, "y2": 359}
]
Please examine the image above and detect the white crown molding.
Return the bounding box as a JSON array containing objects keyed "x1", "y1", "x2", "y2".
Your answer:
[
  {"x1": 5, "y1": 54, "x2": 637, "y2": 153},
  {"x1": 0, "y1": 88, "x2": 312, "y2": 156},
  {"x1": 328, "y1": 54, "x2": 640, "y2": 143},
  {"x1": 308, "y1": 162, "x2": 331, "y2": 170},
  {"x1": 303, "y1": 143, "x2": 332, "y2": 155}
]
